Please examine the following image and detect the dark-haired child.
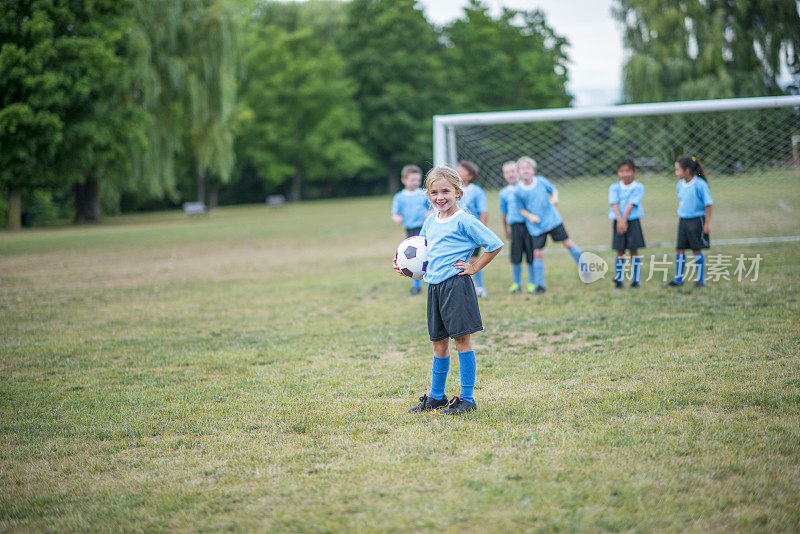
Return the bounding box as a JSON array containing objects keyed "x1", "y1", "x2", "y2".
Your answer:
[
  {"x1": 609, "y1": 157, "x2": 646, "y2": 288},
  {"x1": 665, "y1": 156, "x2": 713, "y2": 288}
]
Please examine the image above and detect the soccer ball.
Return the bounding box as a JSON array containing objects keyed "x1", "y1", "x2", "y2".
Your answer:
[{"x1": 395, "y1": 235, "x2": 428, "y2": 280}]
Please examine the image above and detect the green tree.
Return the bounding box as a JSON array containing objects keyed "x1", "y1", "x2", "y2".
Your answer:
[
  {"x1": 0, "y1": 0, "x2": 147, "y2": 227},
  {"x1": 134, "y1": 0, "x2": 239, "y2": 208},
  {"x1": 237, "y1": 2, "x2": 368, "y2": 201},
  {"x1": 341, "y1": 0, "x2": 446, "y2": 192},
  {"x1": 443, "y1": 0, "x2": 571, "y2": 112},
  {"x1": 614, "y1": 0, "x2": 800, "y2": 103},
  {"x1": 0, "y1": 36, "x2": 61, "y2": 228}
]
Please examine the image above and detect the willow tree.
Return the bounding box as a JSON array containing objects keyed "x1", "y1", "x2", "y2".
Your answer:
[
  {"x1": 134, "y1": 0, "x2": 239, "y2": 207},
  {"x1": 614, "y1": 0, "x2": 800, "y2": 102}
]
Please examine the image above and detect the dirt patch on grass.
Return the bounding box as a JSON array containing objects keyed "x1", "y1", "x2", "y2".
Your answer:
[{"x1": 494, "y1": 331, "x2": 631, "y2": 356}]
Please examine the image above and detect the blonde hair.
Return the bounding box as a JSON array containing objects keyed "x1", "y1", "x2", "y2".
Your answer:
[
  {"x1": 425, "y1": 166, "x2": 464, "y2": 200},
  {"x1": 516, "y1": 156, "x2": 537, "y2": 172}
]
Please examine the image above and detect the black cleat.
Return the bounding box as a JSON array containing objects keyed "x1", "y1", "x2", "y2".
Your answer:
[
  {"x1": 440, "y1": 396, "x2": 477, "y2": 415},
  {"x1": 693, "y1": 281, "x2": 706, "y2": 288},
  {"x1": 614, "y1": 280, "x2": 624, "y2": 289},
  {"x1": 534, "y1": 286, "x2": 546, "y2": 294},
  {"x1": 662, "y1": 280, "x2": 683, "y2": 288},
  {"x1": 408, "y1": 393, "x2": 448, "y2": 413},
  {"x1": 630, "y1": 281, "x2": 640, "y2": 288}
]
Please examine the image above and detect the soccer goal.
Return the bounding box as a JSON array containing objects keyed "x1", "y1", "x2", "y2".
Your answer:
[{"x1": 433, "y1": 95, "x2": 800, "y2": 245}]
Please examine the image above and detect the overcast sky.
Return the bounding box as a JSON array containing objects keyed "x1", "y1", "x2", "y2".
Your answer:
[{"x1": 416, "y1": 0, "x2": 625, "y2": 107}]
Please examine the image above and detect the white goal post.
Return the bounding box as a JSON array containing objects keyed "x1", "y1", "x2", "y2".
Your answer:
[
  {"x1": 432, "y1": 95, "x2": 800, "y2": 246},
  {"x1": 433, "y1": 95, "x2": 800, "y2": 184}
]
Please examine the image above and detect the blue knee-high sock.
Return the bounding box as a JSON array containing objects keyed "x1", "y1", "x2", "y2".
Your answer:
[
  {"x1": 526, "y1": 263, "x2": 535, "y2": 285},
  {"x1": 533, "y1": 258, "x2": 545, "y2": 288},
  {"x1": 568, "y1": 245, "x2": 582, "y2": 265},
  {"x1": 474, "y1": 269, "x2": 484, "y2": 289},
  {"x1": 412, "y1": 278, "x2": 421, "y2": 290},
  {"x1": 695, "y1": 253, "x2": 705, "y2": 284},
  {"x1": 458, "y1": 350, "x2": 476, "y2": 403},
  {"x1": 512, "y1": 263, "x2": 522, "y2": 286},
  {"x1": 614, "y1": 257, "x2": 625, "y2": 282},
  {"x1": 674, "y1": 253, "x2": 686, "y2": 283},
  {"x1": 632, "y1": 256, "x2": 642, "y2": 283},
  {"x1": 429, "y1": 356, "x2": 449, "y2": 400}
]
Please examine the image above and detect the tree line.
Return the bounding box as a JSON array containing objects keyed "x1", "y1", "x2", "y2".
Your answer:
[{"x1": 2, "y1": 0, "x2": 798, "y2": 228}]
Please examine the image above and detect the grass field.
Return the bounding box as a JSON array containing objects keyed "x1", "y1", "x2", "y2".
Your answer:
[{"x1": 2, "y1": 174, "x2": 800, "y2": 531}]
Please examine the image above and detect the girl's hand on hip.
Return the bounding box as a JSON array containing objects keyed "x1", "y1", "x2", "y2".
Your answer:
[{"x1": 454, "y1": 260, "x2": 475, "y2": 276}]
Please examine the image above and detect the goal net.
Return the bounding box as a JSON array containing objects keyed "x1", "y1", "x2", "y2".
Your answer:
[{"x1": 433, "y1": 96, "x2": 800, "y2": 246}]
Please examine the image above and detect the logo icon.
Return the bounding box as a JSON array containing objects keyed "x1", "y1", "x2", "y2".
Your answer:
[{"x1": 578, "y1": 251, "x2": 608, "y2": 284}]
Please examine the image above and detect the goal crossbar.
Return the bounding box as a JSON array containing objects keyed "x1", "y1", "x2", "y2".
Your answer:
[{"x1": 433, "y1": 95, "x2": 800, "y2": 167}]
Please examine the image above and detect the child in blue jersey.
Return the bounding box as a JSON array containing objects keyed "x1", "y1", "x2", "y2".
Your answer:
[
  {"x1": 391, "y1": 165, "x2": 430, "y2": 295},
  {"x1": 665, "y1": 156, "x2": 713, "y2": 288},
  {"x1": 514, "y1": 156, "x2": 584, "y2": 293},
  {"x1": 392, "y1": 166, "x2": 503, "y2": 415},
  {"x1": 499, "y1": 160, "x2": 533, "y2": 293},
  {"x1": 457, "y1": 160, "x2": 490, "y2": 298},
  {"x1": 609, "y1": 157, "x2": 646, "y2": 288}
]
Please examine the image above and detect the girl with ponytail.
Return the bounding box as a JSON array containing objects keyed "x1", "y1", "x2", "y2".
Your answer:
[{"x1": 665, "y1": 156, "x2": 714, "y2": 288}]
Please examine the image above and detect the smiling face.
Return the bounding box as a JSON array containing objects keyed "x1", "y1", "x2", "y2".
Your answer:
[
  {"x1": 517, "y1": 160, "x2": 535, "y2": 183},
  {"x1": 674, "y1": 161, "x2": 692, "y2": 181},
  {"x1": 617, "y1": 164, "x2": 636, "y2": 185},
  {"x1": 427, "y1": 177, "x2": 460, "y2": 217}
]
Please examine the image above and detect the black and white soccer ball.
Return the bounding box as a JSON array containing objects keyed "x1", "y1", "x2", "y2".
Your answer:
[{"x1": 395, "y1": 235, "x2": 428, "y2": 280}]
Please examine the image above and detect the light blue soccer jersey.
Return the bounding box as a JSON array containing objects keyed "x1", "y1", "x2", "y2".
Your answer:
[
  {"x1": 420, "y1": 209, "x2": 503, "y2": 285},
  {"x1": 513, "y1": 176, "x2": 562, "y2": 236},
  {"x1": 499, "y1": 184, "x2": 524, "y2": 224},
  {"x1": 461, "y1": 183, "x2": 488, "y2": 219},
  {"x1": 608, "y1": 181, "x2": 645, "y2": 220},
  {"x1": 676, "y1": 177, "x2": 713, "y2": 218},
  {"x1": 391, "y1": 188, "x2": 430, "y2": 229}
]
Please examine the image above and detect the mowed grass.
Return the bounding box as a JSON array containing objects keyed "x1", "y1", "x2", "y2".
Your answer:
[{"x1": 1, "y1": 173, "x2": 799, "y2": 531}]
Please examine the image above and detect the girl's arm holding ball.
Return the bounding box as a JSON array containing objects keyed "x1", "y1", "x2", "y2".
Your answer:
[{"x1": 392, "y1": 258, "x2": 404, "y2": 276}]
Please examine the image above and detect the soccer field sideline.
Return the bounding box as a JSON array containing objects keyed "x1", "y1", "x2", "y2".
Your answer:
[{"x1": 556, "y1": 234, "x2": 800, "y2": 251}]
